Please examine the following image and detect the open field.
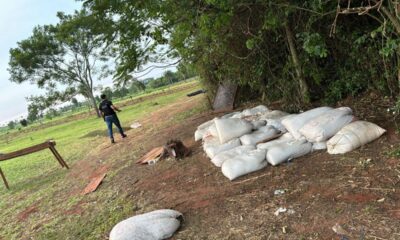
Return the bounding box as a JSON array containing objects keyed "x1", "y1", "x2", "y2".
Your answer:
[{"x1": 0, "y1": 81, "x2": 399, "y2": 239}]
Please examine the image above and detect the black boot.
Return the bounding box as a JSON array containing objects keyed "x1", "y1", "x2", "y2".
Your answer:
[
  {"x1": 111, "y1": 138, "x2": 115, "y2": 144},
  {"x1": 121, "y1": 133, "x2": 127, "y2": 138}
]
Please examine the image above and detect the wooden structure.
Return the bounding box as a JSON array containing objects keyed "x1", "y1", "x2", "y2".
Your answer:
[{"x1": 0, "y1": 140, "x2": 68, "y2": 189}]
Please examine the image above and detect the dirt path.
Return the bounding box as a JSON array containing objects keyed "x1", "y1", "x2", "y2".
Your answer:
[{"x1": 54, "y1": 92, "x2": 399, "y2": 239}]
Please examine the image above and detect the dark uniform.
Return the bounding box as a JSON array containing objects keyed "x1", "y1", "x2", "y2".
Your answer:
[{"x1": 99, "y1": 99, "x2": 126, "y2": 142}]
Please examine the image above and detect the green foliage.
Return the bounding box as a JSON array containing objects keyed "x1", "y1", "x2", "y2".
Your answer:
[{"x1": 82, "y1": 0, "x2": 400, "y2": 107}]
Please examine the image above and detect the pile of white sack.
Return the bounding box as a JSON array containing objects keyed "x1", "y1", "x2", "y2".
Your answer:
[{"x1": 195, "y1": 105, "x2": 386, "y2": 181}]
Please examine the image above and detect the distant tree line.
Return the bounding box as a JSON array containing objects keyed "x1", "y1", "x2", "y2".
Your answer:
[{"x1": 5, "y1": 67, "x2": 194, "y2": 128}]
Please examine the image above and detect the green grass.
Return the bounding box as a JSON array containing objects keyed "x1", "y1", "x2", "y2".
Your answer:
[{"x1": 0, "y1": 80, "x2": 205, "y2": 239}]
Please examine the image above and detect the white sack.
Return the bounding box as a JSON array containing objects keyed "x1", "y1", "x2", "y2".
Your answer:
[
  {"x1": 327, "y1": 121, "x2": 386, "y2": 154},
  {"x1": 194, "y1": 119, "x2": 216, "y2": 141},
  {"x1": 240, "y1": 126, "x2": 280, "y2": 146},
  {"x1": 299, "y1": 107, "x2": 353, "y2": 142},
  {"x1": 312, "y1": 141, "x2": 327, "y2": 151},
  {"x1": 203, "y1": 137, "x2": 241, "y2": 159},
  {"x1": 211, "y1": 145, "x2": 256, "y2": 167},
  {"x1": 281, "y1": 107, "x2": 333, "y2": 139},
  {"x1": 221, "y1": 149, "x2": 267, "y2": 180},
  {"x1": 251, "y1": 120, "x2": 267, "y2": 130},
  {"x1": 214, "y1": 118, "x2": 253, "y2": 143},
  {"x1": 266, "y1": 140, "x2": 312, "y2": 166},
  {"x1": 260, "y1": 110, "x2": 289, "y2": 121},
  {"x1": 221, "y1": 111, "x2": 240, "y2": 119},
  {"x1": 109, "y1": 209, "x2": 182, "y2": 240},
  {"x1": 257, "y1": 132, "x2": 294, "y2": 151},
  {"x1": 266, "y1": 114, "x2": 296, "y2": 133},
  {"x1": 242, "y1": 105, "x2": 269, "y2": 117}
]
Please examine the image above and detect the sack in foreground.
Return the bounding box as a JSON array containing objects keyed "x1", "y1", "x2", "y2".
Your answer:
[
  {"x1": 327, "y1": 121, "x2": 386, "y2": 154},
  {"x1": 110, "y1": 209, "x2": 182, "y2": 240}
]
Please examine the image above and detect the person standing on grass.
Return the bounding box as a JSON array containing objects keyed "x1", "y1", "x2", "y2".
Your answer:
[{"x1": 99, "y1": 94, "x2": 127, "y2": 143}]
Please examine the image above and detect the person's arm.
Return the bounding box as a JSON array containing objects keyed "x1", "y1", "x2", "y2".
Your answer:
[{"x1": 111, "y1": 105, "x2": 121, "y2": 112}]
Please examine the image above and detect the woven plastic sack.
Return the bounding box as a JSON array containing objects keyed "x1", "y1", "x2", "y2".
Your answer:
[
  {"x1": 240, "y1": 126, "x2": 280, "y2": 146},
  {"x1": 257, "y1": 132, "x2": 294, "y2": 150},
  {"x1": 109, "y1": 209, "x2": 182, "y2": 240},
  {"x1": 251, "y1": 120, "x2": 267, "y2": 130},
  {"x1": 211, "y1": 145, "x2": 256, "y2": 167},
  {"x1": 203, "y1": 136, "x2": 241, "y2": 159},
  {"x1": 266, "y1": 140, "x2": 312, "y2": 166},
  {"x1": 221, "y1": 149, "x2": 267, "y2": 180},
  {"x1": 312, "y1": 141, "x2": 327, "y2": 151},
  {"x1": 281, "y1": 107, "x2": 333, "y2": 139},
  {"x1": 259, "y1": 110, "x2": 289, "y2": 121},
  {"x1": 299, "y1": 107, "x2": 353, "y2": 142},
  {"x1": 242, "y1": 105, "x2": 269, "y2": 117},
  {"x1": 214, "y1": 118, "x2": 253, "y2": 143},
  {"x1": 327, "y1": 121, "x2": 386, "y2": 154},
  {"x1": 265, "y1": 114, "x2": 296, "y2": 133},
  {"x1": 194, "y1": 119, "x2": 216, "y2": 141}
]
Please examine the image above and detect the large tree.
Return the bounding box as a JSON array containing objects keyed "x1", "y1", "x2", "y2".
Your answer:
[{"x1": 8, "y1": 9, "x2": 112, "y2": 117}]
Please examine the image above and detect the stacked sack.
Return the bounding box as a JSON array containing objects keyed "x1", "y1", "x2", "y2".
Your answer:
[{"x1": 194, "y1": 105, "x2": 386, "y2": 181}]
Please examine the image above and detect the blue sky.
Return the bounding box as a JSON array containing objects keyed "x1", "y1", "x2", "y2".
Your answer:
[{"x1": 0, "y1": 1, "x2": 175, "y2": 126}]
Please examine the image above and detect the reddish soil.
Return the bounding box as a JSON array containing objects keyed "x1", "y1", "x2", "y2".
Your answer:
[
  {"x1": 17, "y1": 204, "x2": 38, "y2": 222},
  {"x1": 53, "y1": 91, "x2": 400, "y2": 239}
]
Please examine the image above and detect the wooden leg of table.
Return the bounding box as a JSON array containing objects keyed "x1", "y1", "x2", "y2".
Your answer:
[
  {"x1": 0, "y1": 167, "x2": 10, "y2": 190},
  {"x1": 50, "y1": 146, "x2": 69, "y2": 169},
  {"x1": 49, "y1": 147, "x2": 66, "y2": 168}
]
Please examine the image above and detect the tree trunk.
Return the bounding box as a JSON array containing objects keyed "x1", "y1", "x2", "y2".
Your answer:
[
  {"x1": 88, "y1": 90, "x2": 101, "y2": 117},
  {"x1": 284, "y1": 22, "x2": 310, "y2": 103}
]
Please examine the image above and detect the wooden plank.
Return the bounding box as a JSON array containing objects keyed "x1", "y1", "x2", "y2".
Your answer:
[
  {"x1": 49, "y1": 146, "x2": 66, "y2": 168},
  {"x1": 50, "y1": 146, "x2": 69, "y2": 169},
  {"x1": 0, "y1": 167, "x2": 9, "y2": 190},
  {"x1": 0, "y1": 141, "x2": 54, "y2": 161}
]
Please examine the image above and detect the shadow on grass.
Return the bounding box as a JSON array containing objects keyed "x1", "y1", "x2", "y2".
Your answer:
[{"x1": 79, "y1": 127, "x2": 131, "y2": 139}]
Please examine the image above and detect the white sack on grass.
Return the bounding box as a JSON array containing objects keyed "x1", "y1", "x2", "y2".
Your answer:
[
  {"x1": 240, "y1": 126, "x2": 280, "y2": 146},
  {"x1": 214, "y1": 118, "x2": 253, "y2": 143},
  {"x1": 312, "y1": 141, "x2": 327, "y2": 151},
  {"x1": 299, "y1": 107, "x2": 353, "y2": 142},
  {"x1": 242, "y1": 105, "x2": 269, "y2": 117},
  {"x1": 110, "y1": 209, "x2": 182, "y2": 240},
  {"x1": 221, "y1": 149, "x2": 267, "y2": 180},
  {"x1": 257, "y1": 132, "x2": 294, "y2": 150},
  {"x1": 260, "y1": 110, "x2": 289, "y2": 121},
  {"x1": 327, "y1": 121, "x2": 386, "y2": 154},
  {"x1": 251, "y1": 120, "x2": 267, "y2": 130},
  {"x1": 266, "y1": 140, "x2": 312, "y2": 166},
  {"x1": 211, "y1": 145, "x2": 256, "y2": 167},
  {"x1": 203, "y1": 137, "x2": 241, "y2": 159},
  {"x1": 281, "y1": 107, "x2": 333, "y2": 139}
]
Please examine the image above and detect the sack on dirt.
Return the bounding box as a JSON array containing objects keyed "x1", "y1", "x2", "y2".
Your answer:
[
  {"x1": 211, "y1": 145, "x2": 256, "y2": 167},
  {"x1": 214, "y1": 118, "x2": 253, "y2": 143},
  {"x1": 327, "y1": 121, "x2": 386, "y2": 154},
  {"x1": 242, "y1": 105, "x2": 269, "y2": 117},
  {"x1": 281, "y1": 107, "x2": 333, "y2": 139},
  {"x1": 266, "y1": 140, "x2": 312, "y2": 166},
  {"x1": 299, "y1": 107, "x2": 353, "y2": 142},
  {"x1": 221, "y1": 111, "x2": 240, "y2": 119},
  {"x1": 257, "y1": 132, "x2": 294, "y2": 150},
  {"x1": 109, "y1": 209, "x2": 182, "y2": 240},
  {"x1": 203, "y1": 136, "x2": 241, "y2": 159},
  {"x1": 221, "y1": 149, "x2": 267, "y2": 180},
  {"x1": 194, "y1": 119, "x2": 216, "y2": 141},
  {"x1": 240, "y1": 126, "x2": 280, "y2": 146}
]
